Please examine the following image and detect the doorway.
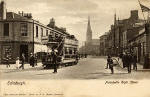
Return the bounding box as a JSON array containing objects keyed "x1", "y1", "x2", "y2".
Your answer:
[
  {"x1": 138, "y1": 43, "x2": 141, "y2": 62},
  {"x1": 20, "y1": 45, "x2": 28, "y2": 62}
]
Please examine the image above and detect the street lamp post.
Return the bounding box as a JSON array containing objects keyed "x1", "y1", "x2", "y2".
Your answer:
[{"x1": 144, "y1": 23, "x2": 150, "y2": 69}]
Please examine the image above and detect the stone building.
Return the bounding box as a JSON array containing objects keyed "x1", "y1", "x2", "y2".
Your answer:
[
  {"x1": 0, "y1": 9, "x2": 49, "y2": 63},
  {"x1": 99, "y1": 34, "x2": 107, "y2": 56},
  {"x1": 0, "y1": 1, "x2": 78, "y2": 63},
  {"x1": 99, "y1": 9, "x2": 150, "y2": 68},
  {"x1": 102, "y1": 10, "x2": 145, "y2": 56},
  {"x1": 128, "y1": 23, "x2": 150, "y2": 67}
]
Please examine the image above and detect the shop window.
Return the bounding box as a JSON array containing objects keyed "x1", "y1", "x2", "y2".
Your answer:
[
  {"x1": 2, "y1": 46, "x2": 12, "y2": 59},
  {"x1": 69, "y1": 49, "x2": 72, "y2": 54}
]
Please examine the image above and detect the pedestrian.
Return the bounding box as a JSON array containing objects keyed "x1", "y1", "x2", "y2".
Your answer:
[
  {"x1": 122, "y1": 52, "x2": 127, "y2": 68},
  {"x1": 16, "y1": 57, "x2": 20, "y2": 69},
  {"x1": 126, "y1": 52, "x2": 132, "y2": 73},
  {"x1": 34, "y1": 54, "x2": 38, "y2": 66},
  {"x1": 6, "y1": 55, "x2": 10, "y2": 68},
  {"x1": 118, "y1": 54, "x2": 120, "y2": 61},
  {"x1": 42, "y1": 54, "x2": 46, "y2": 65},
  {"x1": 133, "y1": 54, "x2": 137, "y2": 71},
  {"x1": 75, "y1": 53, "x2": 79, "y2": 63},
  {"x1": 29, "y1": 53, "x2": 35, "y2": 67},
  {"x1": 105, "y1": 55, "x2": 110, "y2": 69},
  {"x1": 19, "y1": 53, "x2": 25, "y2": 69},
  {"x1": 51, "y1": 48, "x2": 58, "y2": 73},
  {"x1": 107, "y1": 56, "x2": 114, "y2": 74},
  {"x1": 85, "y1": 54, "x2": 87, "y2": 58}
]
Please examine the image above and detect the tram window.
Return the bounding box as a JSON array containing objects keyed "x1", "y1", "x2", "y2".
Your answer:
[
  {"x1": 50, "y1": 31, "x2": 53, "y2": 35},
  {"x1": 53, "y1": 33, "x2": 55, "y2": 38},
  {"x1": 65, "y1": 48, "x2": 68, "y2": 54},
  {"x1": 69, "y1": 49, "x2": 72, "y2": 54},
  {"x1": 55, "y1": 34, "x2": 58, "y2": 38}
]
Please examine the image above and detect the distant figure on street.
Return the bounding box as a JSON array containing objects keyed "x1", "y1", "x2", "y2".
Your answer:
[
  {"x1": 19, "y1": 53, "x2": 25, "y2": 69},
  {"x1": 105, "y1": 55, "x2": 110, "y2": 69},
  {"x1": 29, "y1": 53, "x2": 35, "y2": 67},
  {"x1": 133, "y1": 54, "x2": 137, "y2": 71},
  {"x1": 107, "y1": 56, "x2": 114, "y2": 74},
  {"x1": 34, "y1": 54, "x2": 38, "y2": 66},
  {"x1": 126, "y1": 52, "x2": 132, "y2": 73},
  {"x1": 42, "y1": 54, "x2": 46, "y2": 65},
  {"x1": 85, "y1": 54, "x2": 87, "y2": 58},
  {"x1": 75, "y1": 53, "x2": 79, "y2": 63},
  {"x1": 16, "y1": 57, "x2": 20, "y2": 69},
  {"x1": 6, "y1": 55, "x2": 10, "y2": 68},
  {"x1": 122, "y1": 52, "x2": 127, "y2": 68},
  {"x1": 51, "y1": 48, "x2": 58, "y2": 73}
]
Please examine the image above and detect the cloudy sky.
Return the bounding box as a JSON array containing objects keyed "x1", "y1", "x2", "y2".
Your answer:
[{"x1": 4, "y1": 0, "x2": 150, "y2": 46}]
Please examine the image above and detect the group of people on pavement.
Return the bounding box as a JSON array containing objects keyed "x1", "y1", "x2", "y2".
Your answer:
[
  {"x1": 5, "y1": 48, "x2": 80, "y2": 73},
  {"x1": 106, "y1": 52, "x2": 137, "y2": 74},
  {"x1": 5, "y1": 53, "x2": 38, "y2": 70},
  {"x1": 122, "y1": 52, "x2": 137, "y2": 73},
  {"x1": 29, "y1": 53, "x2": 38, "y2": 68}
]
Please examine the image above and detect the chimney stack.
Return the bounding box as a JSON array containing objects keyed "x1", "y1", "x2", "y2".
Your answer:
[
  {"x1": 22, "y1": 11, "x2": 24, "y2": 16},
  {"x1": 130, "y1": 10, "x2": 138, "y2": 21},
  {"x1": 0, "y1": 0, "x2": 6, "y2": 20}
]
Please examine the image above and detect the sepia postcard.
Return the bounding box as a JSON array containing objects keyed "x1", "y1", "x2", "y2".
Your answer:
[{"x1": 0, "y1": 0, "x2": 150, "y2": 97}]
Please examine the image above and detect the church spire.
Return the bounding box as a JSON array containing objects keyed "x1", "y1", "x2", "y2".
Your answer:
[
  {"x1": 86, "y1": 16, "x2": 92, "y2": 43},
  {"x1": 114, "y1": 12, "x2": 116, "y2": 25}
]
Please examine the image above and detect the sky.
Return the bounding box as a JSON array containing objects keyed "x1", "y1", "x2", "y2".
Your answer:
[{"x1": 3, "y1": 0, "x2": 150, "y2": 46}]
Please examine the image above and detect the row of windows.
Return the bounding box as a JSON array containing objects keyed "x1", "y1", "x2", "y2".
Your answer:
[
  {"x1": 36, "y1": 26, "x2": 59, "y2": 38},
  {"x1": 40, "y1": 28, "x2": 49, "y2": 37},
  {"x1": 3, "y1": 23, "x2": 28, "y2": 37},
  {"x1": 3, "y1": 23, "x2": 63, "y2": 38},
  {"x1": 65, "y1": 47, "x2": 77, "y2": 55}
]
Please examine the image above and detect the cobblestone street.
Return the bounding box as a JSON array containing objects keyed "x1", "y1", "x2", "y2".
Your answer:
[{"x1": 1, "y1": 56, "x2": 150, "y2": 80}]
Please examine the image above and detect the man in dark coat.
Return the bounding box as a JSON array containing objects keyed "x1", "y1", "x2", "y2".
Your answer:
[
  {"x1": 122, "y1": 52, "x2": 127, "y2": 68},
  {"x1": 107, "y1": 56, "x2": 114, "y2": 74},
  {"x1": 51, "y1": 49, "x2": 58, "y2": 73},
  {"x1": 126, "y1": 52, "x2": 132, "y2": 73},
  {"x1": 105, "y1": 55, "x2": 110, "y2": 69},
  {"x1": 133, "y1": 54, "x2": 137, "y2": 71},
  {"x1": 34, "y1": 54, "x2": 38, "y2": 66},
  {"x1": 29, "y1": 53, "x2": 35, "y2": 67},
  {"x1": 75, "y1": 53, "x2": 79, "y2": 63},
  {"x1": 19, "y1": 53, "x2": 25, "y2": 69},
  {"x1": 6, "y1": 55, "x2": 10, "y2": 68}
]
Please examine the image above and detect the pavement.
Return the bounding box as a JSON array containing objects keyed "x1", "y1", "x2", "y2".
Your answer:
[
  {"x1": 113, "y1": 57, "x2": 150, "y2": 71},
  {"x1": 0, "y1": 62, "x2": 44, "y2": 73}
]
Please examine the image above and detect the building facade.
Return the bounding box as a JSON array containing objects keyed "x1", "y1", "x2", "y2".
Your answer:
[
  {"x1": 99, "y1": 10, "x2": 150, "y2": 68},
  {"x1": 0, "y1": 1, "x2": 78, "y2": 63}
]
